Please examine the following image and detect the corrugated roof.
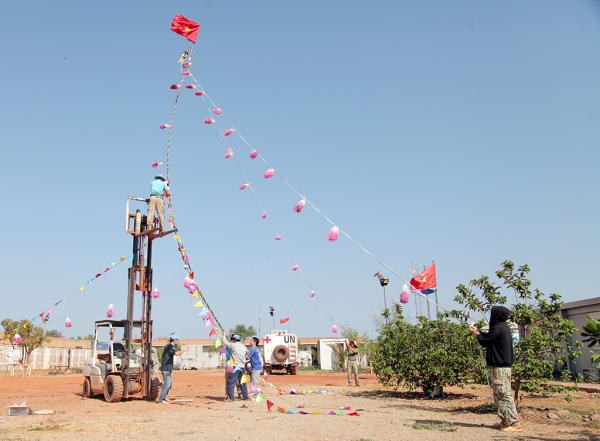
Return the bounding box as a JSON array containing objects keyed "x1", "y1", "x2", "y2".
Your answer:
[{"x1": 152, "y1": 336, "x2": 364, "y2": 346}]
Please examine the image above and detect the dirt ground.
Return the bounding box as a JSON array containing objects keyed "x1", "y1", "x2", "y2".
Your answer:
[{"x1": 1, "y1": 370, "x2": 599, "y2": 441}]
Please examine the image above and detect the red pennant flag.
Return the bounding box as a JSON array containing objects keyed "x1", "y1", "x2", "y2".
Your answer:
[
  {"x1": 209, "y1": 328, "x2": 216, "y2": 337},
  {"x1": 410, "y1": 262, "x2": 437, "y2": 291},
  {"x1": 95, "y1": 273, "x2": 101, "y2": 278},
  {"x1": 39, "y1": 313, "x2": 44, "y2": 319},
  {"x1": 190, "y1": 271, "x2": 194, "y2": 280},
  {"x1": 347, "y1": 412, "x2": 360, "y2": 416},
  {"x1": 266, "y1": 400, "x2": 274, "y2": 412},
  {"x1": 280, "y1": 317, "x2": 289, "y2": 324},
  {"x1": 171, "y1": 14, "x2": 200, "y2": 44}
]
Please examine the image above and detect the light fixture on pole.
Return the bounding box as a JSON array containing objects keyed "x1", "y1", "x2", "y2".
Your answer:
[
  {"x1": 269, "y1": 307, "x2": 274, "y2": 332},
  {"x1": 374, "y1": 272, "x2": 389, "y2": 322},
  {"x1": 41, "y1": 313, "x2": 49, "y2": 375}
]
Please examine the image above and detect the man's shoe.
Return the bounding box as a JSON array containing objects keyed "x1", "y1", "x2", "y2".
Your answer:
[
  {"x1": 492, "y1": 422, "x2": 509, "y2": 428},
  {"x1": 223, "y1": 397, "x2": 234, "y2": 402},
  {"x1": 356, "y1": 384, "x2": 360, "y2": 387},
  {"x1": 500, "y1": 425, "x2": 522, "y2": 432}
]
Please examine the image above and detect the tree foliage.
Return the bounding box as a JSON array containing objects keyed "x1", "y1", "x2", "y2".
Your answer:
[
  {"x1": 228, "y1": 324, "x2": 257, "y2": 339},
  {"x1": 45, "y1": 329, "x2": 64, "y2": 338},
  {"x1": 372, "y1": 303, "x2": 483, "y2": 396},
  {"x1": 580, "y1": 312, "x2": 600, "y2": 367},
  {"x1": 1, "y1": 319, "x2": 49, "y2": 365},
  {"x1": 452, "y1": 260, "x2": 581, "y2": 401}
]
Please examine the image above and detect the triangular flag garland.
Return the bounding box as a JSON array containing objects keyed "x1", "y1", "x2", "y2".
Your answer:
[{"x1": 8, "y1": 248, "x2": 139, "y2": 335}]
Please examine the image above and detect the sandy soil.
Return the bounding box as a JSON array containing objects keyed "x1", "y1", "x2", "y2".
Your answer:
[{"x1": 1, "y1": 370, "x2": 599, "y2": 441}]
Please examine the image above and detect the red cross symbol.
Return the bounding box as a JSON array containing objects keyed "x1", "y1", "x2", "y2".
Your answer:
[{"x1": 264, "y1": 336, "x2": 271, "y2": 343}]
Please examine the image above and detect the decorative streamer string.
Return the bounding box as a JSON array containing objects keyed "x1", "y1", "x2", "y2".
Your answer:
[
  {"x1": 5, "y1": 246, "x2": 146, "y2": 340},
  {"x1": 185, "y1": 70, "x2": 444, "y2": 318}
]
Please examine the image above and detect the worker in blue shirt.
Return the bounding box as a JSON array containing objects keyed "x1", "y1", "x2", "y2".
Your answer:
[
  {"x1": 147, "y1": 174, "x2": 171, "y2": 233},
  {"x1": 246, "y1": 337, "x2": 262, "y2": 398}
]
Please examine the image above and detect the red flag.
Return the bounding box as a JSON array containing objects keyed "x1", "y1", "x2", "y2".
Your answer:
[
  {"x1": 410, "y1": 263, "x2": 437, "y2": 291},
  {"x1": 266, "y1": 400, "x2": 274, "y2": 411},
  {"x1": 209, "y1": 328, "x2": 216, "y2": 337},
  {"x1": 171, "y1": 14, "x2": 200, "y2": 44},
  {"x1": 280, "y1": 317, "x2": 289, "y2": 324}
]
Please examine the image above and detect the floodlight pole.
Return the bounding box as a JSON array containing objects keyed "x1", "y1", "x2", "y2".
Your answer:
[{"x1": 383, "y1": 285, "x2": 388, "y2": 323}]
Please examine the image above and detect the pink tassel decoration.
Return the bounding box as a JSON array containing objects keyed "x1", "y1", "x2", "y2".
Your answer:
[
  {"x1": 65, "y1": 317, "x2": 72, "y2": 328},
  {"x1": 151, "y1": 286, "x2": 160, "y2": 299},
  {"x1": 182, "y1": 71, "x2": 190, "y2": 76},
  {"x1": 212, "y1": 108, "x2": 222, "y2": 115},
  {"x1": 264, "y1": 373, "x2": 269, "y2": 380},
  {"x1": 182, "y1": 62, "x2": 189, "y2": 68},
  {"x1": 194, "y1": 91, "x2": 204, "y2": 96},
  {"x1": 332, "y1": 325, "x2": 338, "y2": 333},
  {"x1": 293, "y1": 199, "x2": 306, "y2": 213},
  {"x1": 204, "y1": 118, "x2": 215, "y2": 124},
  {"x1": 224, "y1": 148, "x2": 233, "y2": 158},
  {"x1": 170, "y1": 84, "x2": 181, "y2": 90},
  {"x1": 249, "y1": 150, "x2": 258, "y2": 159},
  {"x1": 159, "y1": 124, "x2": 171, "y2": 129},
  {"x1": 239, "y1": 183, "x2": 249, "y2": 190},
  {"x1": 151, "y1": 161, "x2": 162, "y2": 168},
  {"x1": 135, "y1": 348, "x2": 142, "y2": 357},
  {"x1": 263, "y1": 169, "x2": 274, "y2": 179},
  {"x1": 292, "y1": 265, "x2": 298, "y2": 271},
  {"x1": 261, "y1": 213, "x2": 267, "y2": 219},
  {"x1": 310, "y1": 291, "x2": 315, "y2": 297},
  {"x1": 326, "y1": 226, "x2": 339, "y2": 242},
  {"x1": 223, "y1": 129, "x2": 235, "y2": 136},
  {"x1": 185, "y1": 84, "x2": 196, "y2": 89},
  {"x1": 107, "y1": 303, "x2": 114, "y2": 318},
  {"x1": 400, "y1": 283, "x2": 410, "y2": 304},
  {"x1": 275, "y1": 236, "x2": 282, "y2": 240},
  {"x1": 184, "y1": 276, "x2": 197, "y2": 295},
  {"x1": 13, "y1": 333, "x2": 22, "y2": 344},
  {"x1": 140, "y1": 316, "x2": 146, "y2": 322}
]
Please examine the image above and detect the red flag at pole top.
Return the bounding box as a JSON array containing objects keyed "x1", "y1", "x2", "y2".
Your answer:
[
  {"x1": 280, "y1": 317, "x2": 289, "y2": 324},
  {"x1": 410, "y1": 262, "x2": 437, "y2": 291},
  {"x1": 171, "y1": 14, "x2": 200, "y2": 43},
  {"x1": 266, "y1": 400, "x2": 274, "y2": 411}
]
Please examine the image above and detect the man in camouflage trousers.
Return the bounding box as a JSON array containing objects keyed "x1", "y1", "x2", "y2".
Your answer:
[{"x1": 469, "y1": 306, "x2": 522, "y2": 432}]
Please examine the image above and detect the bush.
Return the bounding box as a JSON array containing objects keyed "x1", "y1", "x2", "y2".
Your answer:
[{"x1": 372, "y1": 304, "x2": 483, "y2": 396}]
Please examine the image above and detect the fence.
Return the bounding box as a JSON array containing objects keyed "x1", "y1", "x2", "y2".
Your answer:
[{"x1": 0, "y1": 344, "x2": 92, "y2": 372}]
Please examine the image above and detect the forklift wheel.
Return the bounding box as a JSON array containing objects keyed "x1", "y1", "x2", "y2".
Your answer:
[
  {"x1": 104, "y1": 375, "x2": 124, "y2": 403},
  {"x1": 147, "y1": 376, "x2": 161, "y2": 401},
  {"x1": 83, "y1": 377, "x2": 93, "y2": 398}
]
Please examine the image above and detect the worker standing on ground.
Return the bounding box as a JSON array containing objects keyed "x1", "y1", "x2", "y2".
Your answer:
[
  {"x1": 158, "y1": 334, "x2": 189, "y2": 404},
  {"x1": 147, "y1": 174, "x2": 170, "y2": 233},
  {"x1": 346, "y1": 340, "x2": 360, "y2": 387},
  {"x1": 246, "y1": 337, "x2": 262, "y2": 397},
  {"x1": 469, "y1": 306, "x2": 522, "y2": 432},
  {"x1": 222, "y1": 332, "x2": 250, "y2": 402}
]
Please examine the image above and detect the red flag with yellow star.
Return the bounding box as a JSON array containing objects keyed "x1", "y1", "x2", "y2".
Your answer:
[
  {"x1": 410, "y1": 263, "x2": 437, "y2": 291},
  {"x1": 171, "y1": 14, "x2": 200, "y2": 44}
]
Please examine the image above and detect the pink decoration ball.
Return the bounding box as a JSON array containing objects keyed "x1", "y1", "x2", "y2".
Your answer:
[
  {"x1": 239, "y1": 183, "x2": 249, "y2": 190},
  {"x1": 182, "y1": 62, "x2": 189, "y2": 68},
  {"x1": 170, "y1": 84, "x2": 181, "y2": 90},
  {"x1": 261, "y1": 213, "x2": 267, "y2": 219},
  {"x1": 194, "y1": 91, "x2": 204, "y2": 96},
  {"x1": 223, "y1": 129, "x2": 235, "y2": 136},
  {"x1": 292, "y1": 265, "x2": 298, "y2": 271},
  {"x1": 275, "y1": 236, "x2": 282, "y2": 240},
  {"x1": 182, "y1": 71, "x2": 191, "y2": 76},
  {"x1": 263, "y1": 169, "x2": 274, "y2": 179},
  {"x1": 326, "y1": 226, "x2": 340, "y2": 242},
  {"x1": 310, "y1": 291, "x2": 315, "y2": 297},
  {"x1": 224, "y1": 148, "x2": 233, "y2": 158},
  {"x1": 332, "y1": 325, "x2": 338, "y2": 333},
  {"x1": 293, "y1": 200, "x2": 306, "y2": 213},
  {"x1": 212, "y1": 108, "x2": 222, "y2": 115},
  {"x1": 249, "y1": 150, "x2": 259, "y2": 159},
  {"x1": 13, "y1": 334, "x2": 22, "y2": 344},
  {"x1": 159, "y1": 124, "x2": 171, "y2": 129},
  {"x1": 151, "y1": 162, "x2": 161, "y2": 168},
  {"x1": 185, "y1": 84, "x2": 196, "y2": 89},
  {"x1": 204, "y1": 118, "x2": 215, "y2": 124}
]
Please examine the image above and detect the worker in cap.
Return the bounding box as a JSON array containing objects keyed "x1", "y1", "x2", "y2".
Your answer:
[
  {"x1": 147, "y1": 174, "x2": 171, "y2": 234},
  {"x1": 222, "y1": 332, "x2": 250, "y2": 402},
  {"x1": 158, "y1": 334, "x2": 189, "y2": 404}
]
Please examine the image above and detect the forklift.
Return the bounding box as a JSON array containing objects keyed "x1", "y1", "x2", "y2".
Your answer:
[{"x1": 82, "y1": 196, "x2": 175, "y2": 402}]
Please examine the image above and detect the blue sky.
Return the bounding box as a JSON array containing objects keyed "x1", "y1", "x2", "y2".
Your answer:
[{"x1": 1, "y1": 1, "x2": 598, "y2": 341}]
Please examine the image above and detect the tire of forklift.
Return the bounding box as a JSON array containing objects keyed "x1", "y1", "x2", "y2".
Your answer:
[
  {"x1": 104, "y1": 375, "x2": 124, "y2": 403},
  {"x1": 83, "y1": 377, "x2": 93, "y2": 398},
  {"x1": 147, "y1": 376, "x2": 161, "y2": 401}
]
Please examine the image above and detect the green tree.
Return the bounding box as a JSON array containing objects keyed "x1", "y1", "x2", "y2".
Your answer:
[
  {"x1": 228, "y1": 324, "x2": 257, "y2": 339},
  {"x1": 580, "y1": 311, "x2": 600, "y2": 368},
  {"x1": 452, "y1": 260, "x2": 581, "y2": 402},
  {"x1": 1, "y1": 319, "x2": 49, "y2": 365},
  {"x1": 372, "y1": 304, "x2": 482, "y2": 397},
  {"x1": 45, "y1": 329, "x2": 64, "y2": 338}
]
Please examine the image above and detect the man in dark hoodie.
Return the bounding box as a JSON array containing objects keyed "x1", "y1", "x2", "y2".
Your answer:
[{"x1": 469, "y1": 306, "x2": 522, "y2": 432}]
